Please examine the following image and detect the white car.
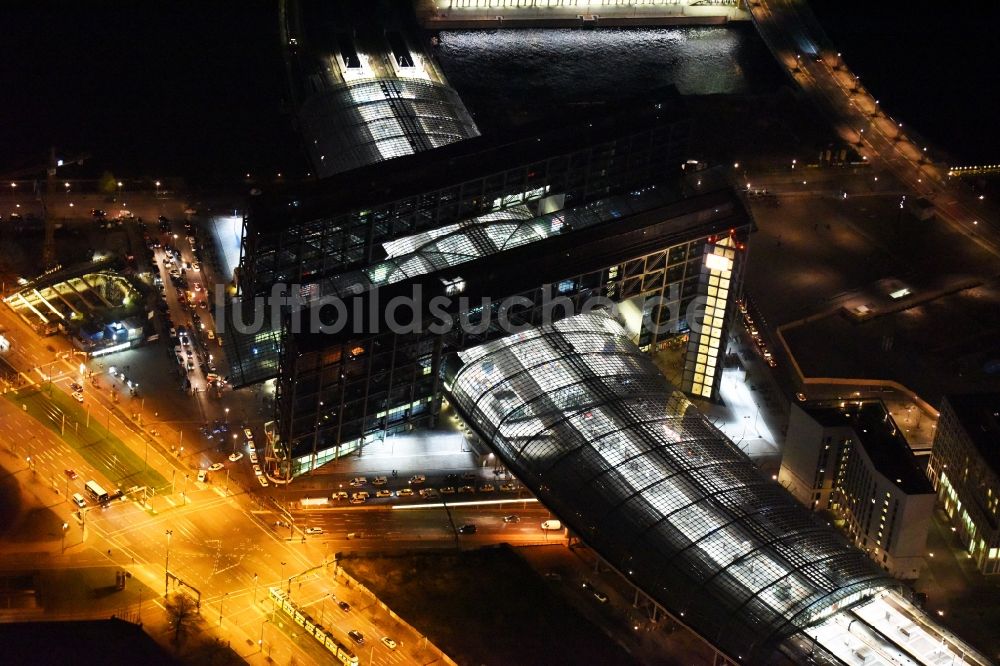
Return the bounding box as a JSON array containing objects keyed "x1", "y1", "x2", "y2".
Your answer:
[
  {"x1": 375, "y1": 489, "x2": 392, "y2": 498},
  {"x1": 397, "y1": 488, "x2": 414, "y2": 498},
  {"x1": 72, "y1": 391, "x2": 84, "y2": 403},
  {"x1": 249, "y1": 451, "x2": 258, "y2": 464},
  {"x1": 349, "y1": 477, "x2": 367, "y2": 487},
  {"x1": 197, "y1": 469, "x2": 208, "y2": 482},
  {"x1": 228, "y1": 452, "x2": 243, "y2": 462},
  {"x1": 208, "y1": 462, "x2": 224, "y2": 472},
  {"x1": 381, "y1": 637, "x2": 397, "y2": 650},
  {"x1": 304, "y1": 527, "x2": 323, "y2": 535},
  {"x1": 253, "y1": 464, "x2": 263, "y2": 476},
  {"x1": 372, "y1": 476, "x2": 388, "y2": 486},
  {"x1": 408, "y1": 474, "x2": 426, "y2": 484},
  {"x1": 257, "y1": 476, "x2": 269, "y2": 488},
  {"x1": 243, "y1": 427, "x2": 253, "y2": 441},
  {"x1": 247, "y1": 442, "x2": 256, "y2": 453}
]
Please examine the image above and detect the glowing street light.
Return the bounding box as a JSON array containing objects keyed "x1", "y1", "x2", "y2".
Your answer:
[{"x1": 164, "y1": 529, "x2": 173, "y2": 595}]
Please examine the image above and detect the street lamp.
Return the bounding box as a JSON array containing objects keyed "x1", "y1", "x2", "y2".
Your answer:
[
  {"x1": 155, "y1": 180, "x2": 161, "y2": 197},
  {"x1": 219, "y1": 592, "x2": 227, "y2": 626},
  {"x1": 259, "y1": 618, "x2": 272, "y2": 655},
  {"x1": 225, "y1": 407, "x2": 230, "y2": 423},
  {"x1": 253, "y1": 573, "x2": 259, "y2": 604},
  {"x1": 61, "y1": 523, "x2": 69, "y2": 553},
  {"x1": 280, "y1": 561, "x2": 287, "y2": 592},
  {"x1": 164, "y1": 529, "x2": 173, "y2": 595}
]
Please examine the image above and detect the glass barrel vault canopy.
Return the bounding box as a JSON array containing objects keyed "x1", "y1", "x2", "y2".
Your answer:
[{"x1": 446, "y1": 313, "x2": 895, "y2": 662}]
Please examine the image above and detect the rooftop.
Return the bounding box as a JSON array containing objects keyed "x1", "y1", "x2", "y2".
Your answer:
[
  {"x1": 801, "y1": 400, "x2": 933, "y2": 495},
  {"x1": 446, "y1": 312, "x2": 894, "y2": 663},
  {"x1": 246, "y1": 87, "x2": 688, "y2": 234}
]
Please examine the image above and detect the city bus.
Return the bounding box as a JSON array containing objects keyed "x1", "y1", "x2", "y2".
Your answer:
[{"x1": 85, "y1": 480, "x2": 109, "y2": 503}]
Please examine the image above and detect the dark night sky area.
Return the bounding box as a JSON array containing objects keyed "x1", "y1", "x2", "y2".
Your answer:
[{"x1": 0, "y1": 1, "x2": 300, "y2": 183}]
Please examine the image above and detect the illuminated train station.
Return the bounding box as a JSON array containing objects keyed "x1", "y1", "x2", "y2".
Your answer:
[{"x1": 446, "y1": 313, "x2": 991, "y2": 665}]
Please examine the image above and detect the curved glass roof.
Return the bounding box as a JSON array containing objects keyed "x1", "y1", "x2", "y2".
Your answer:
[
  {"x1": 314, "y1": 182, "x2": 688, "y2": 301},
  {"x1": 299, "y1": 77, "x2": 479, "y2": 178},
  {"x1": 448, "y1": 313, "x2": 895, "y2": 661}
]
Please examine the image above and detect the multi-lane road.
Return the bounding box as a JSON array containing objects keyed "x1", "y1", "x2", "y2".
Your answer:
[{"x1": 750, "y1": 0, "x2": 1000, "y2": 257}]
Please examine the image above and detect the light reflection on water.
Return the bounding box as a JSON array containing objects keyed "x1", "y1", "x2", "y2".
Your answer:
[{"x1": 435, "y1": 25, "x2": 784, "y2": 114}]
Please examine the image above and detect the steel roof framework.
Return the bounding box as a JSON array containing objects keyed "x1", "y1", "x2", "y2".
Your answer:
[{"x1": 448, "y1": 313, "x2": 894, "y2": 661}]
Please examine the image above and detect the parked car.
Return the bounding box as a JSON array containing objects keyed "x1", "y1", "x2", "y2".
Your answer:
[
  {"x1": 304, "y1": 527, "x2": 323, "y2": 535},
  {"x1": 375, "y1": 489, "x2": 392, "y2": 498},
  {"x1": 408, "y1": 474, "x2": 426, "y2": 484},
  {"x1": 397, "y1": 488, "x2": 414, "y2": 498},
  {"x1": 332, "y1": 491, "x2": 349, "y2": 501},
  {"x1": 372, "y1": 476, "x2": 387, "y2": 486},
  {"x1": 381, "y1": 637, "x2": 397, "y2": 650}
]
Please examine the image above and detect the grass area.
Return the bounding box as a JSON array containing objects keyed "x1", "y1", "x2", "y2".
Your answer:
[
  {"x1": 36, "y1": 567, "x2": 152, "y2": 616},
  {"x1": 341, "y1": 546, "x2": 637, "y2": 666},
  {"x1": 5, "y1": 386, "x2": 166, "y2": 491}
]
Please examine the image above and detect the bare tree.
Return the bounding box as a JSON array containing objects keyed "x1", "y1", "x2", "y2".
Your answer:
[{"x1": 165, "y1": 591, "x2": 198, "y2": 647}]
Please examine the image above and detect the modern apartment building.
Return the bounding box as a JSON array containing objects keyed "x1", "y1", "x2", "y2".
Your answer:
[{"x1": 779, "y1": 401, "x2": 934, "y2": 579}]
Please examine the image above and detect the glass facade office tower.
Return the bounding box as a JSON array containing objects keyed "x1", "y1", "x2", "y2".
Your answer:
[{"x1": 227, "y1": 93, "x2": 750, "y2": 475}]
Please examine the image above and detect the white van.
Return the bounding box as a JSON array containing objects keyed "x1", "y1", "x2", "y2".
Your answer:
[
  {"x1": 541, "y1": 520, "x2": 562, "y2": 531},
  {"x1": 72, "y1": 493, "x2": 87, "y2": 508}
]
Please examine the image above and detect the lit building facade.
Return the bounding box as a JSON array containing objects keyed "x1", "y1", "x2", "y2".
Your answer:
[
  {"x1": 224, "y1": 94, "x2": 754, "y2": 475},
  {"x1": 286, "y1": 0, "x2": 480, "y2": 178},
  {"x1": 928, "y1": 393, "x2": 1000, "y2": 574},
  {"x1": 779, "y1": 401, "x2": 934, "y2": 579}
]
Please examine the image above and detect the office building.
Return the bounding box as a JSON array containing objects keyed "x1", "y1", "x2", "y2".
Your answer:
[
  {"x1": 928, "y1": 393, "x2": 1000, "y2": 574},
  {"x1": 779, "y1": 401, "x2": 934, "y2": 579},
  {"x1": 225, "y1": 91, "x2": 753, "y2": 475}
]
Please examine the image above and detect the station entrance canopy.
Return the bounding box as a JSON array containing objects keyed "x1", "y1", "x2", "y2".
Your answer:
[{"x1": 445, "y1": 312, "x2": 895, "y2": 662}]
